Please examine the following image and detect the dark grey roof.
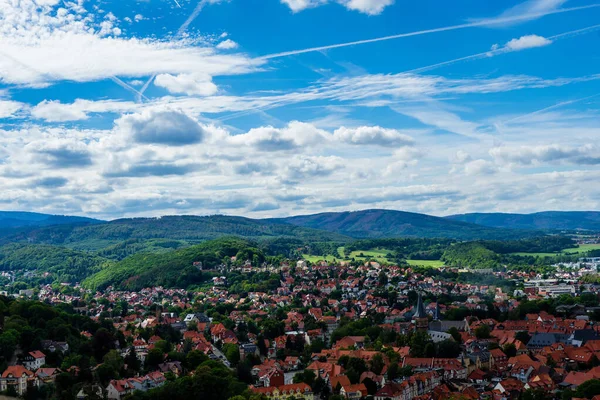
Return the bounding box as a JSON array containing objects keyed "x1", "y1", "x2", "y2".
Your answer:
[
  {"x1": 573, "y1": 329, "x2": 600, "y2": 343},
  {"x1": 412, "y1": 292, "x2": 427, "y2": 319}
]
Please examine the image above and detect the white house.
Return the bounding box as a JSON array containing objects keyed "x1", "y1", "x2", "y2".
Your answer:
[{"x1": 23, "y1": 351, "x2": 46, "y2": 371}]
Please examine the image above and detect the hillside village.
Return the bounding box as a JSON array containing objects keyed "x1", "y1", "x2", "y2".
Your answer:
[{"x1": 2, "y1": 255, "x2": 600, "y2": 400}]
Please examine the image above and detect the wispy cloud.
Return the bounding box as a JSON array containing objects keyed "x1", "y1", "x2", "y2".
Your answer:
[{"x1": 260, "y1": 4, "x2": 599, "y2": 59}]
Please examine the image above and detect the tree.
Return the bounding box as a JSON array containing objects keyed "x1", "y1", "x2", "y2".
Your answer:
[
  {"x1": 223, "y1": 343, "x2": 240, "y2": 366},
  {"x1": 146, "y1": 348, "x2": 164, "y2": 370},
  {"x1": 436, "y1": 339, "x2": 461, "y2": 358},
  {"x1": 387, "y1": 362, "x2": 400, "y2": 381},
  {"x1": 370, "y1": 353, "x2": 385, "y2": 375},
  {"x1": 475, "y1": 324, "x2": 491, "y2": 339},
  {"x1": 503, "y1": 343, "x2": 517, "y2": 358},
  {"x1": 363, "y1": 377, "x2": 378, "y2": 395},
  {"x1": 409, "y1": 331, "x2": 432, "y2": 357},
  {"x1": 186, "y1": 350, "x2": 208, "y2": 371},
  {"x1": 447, "y1": 327, "x2": 462, "y2": 343},
  {"x1": 576, "y1": 379, "x2": 600, "y2": 399},
  {"x1": 515, "y1": 331, "x2": 531, "y2": 345},
  {"x1": 124, "y1": 346, "x2": 141, "y2": 374},
  {"x1": 293, "y1": 369, "x2": 316, "y2": 387}
]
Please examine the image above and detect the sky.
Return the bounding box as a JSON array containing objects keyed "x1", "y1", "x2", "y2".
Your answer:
[{"x1": 0, "y1": 0, "x2": 599, "y2": 220}]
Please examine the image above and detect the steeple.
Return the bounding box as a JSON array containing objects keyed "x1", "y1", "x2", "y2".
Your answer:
[
  {"x1": 434, "y1": 300, "x2": 440, "y2": 321},
  {"x1": 412, "y1": 292, "x2": 427, "y2": 319},
  {"x1": 412, "y1": 292, "x2": 429, "y2": 332}
]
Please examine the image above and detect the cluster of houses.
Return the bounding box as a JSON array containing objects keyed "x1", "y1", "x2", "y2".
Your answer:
[{"x1": 5, "y1": 256, "x2": 600, "y2": 399}]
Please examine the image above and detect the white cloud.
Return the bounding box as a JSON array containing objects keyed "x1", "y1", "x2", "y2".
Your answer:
[
  {"x1": 31, "y1": 99, "x2": 135, "y2": 122},
  {"x1": 116, "y1": 109, "x2": 207, "y2": 146},
  {"x1": 464, "y1": 159, "x2": 497, "y2": 176},
  {"x1": 280, "y1": 0, "x2": 327, "y2": 12},
  {"x1": 154, "y1": 73, "x2": 218, "y2": 97},
  {"x1": 228, "y1": 121, "x2": 328, "y2": 151},
  {"x1": 477, "y1": 0, "x2": 569, "y2": 26},
  {"x1": 501, "y1": 34, "x2": 553, "y2": 51},
  {"x1": 490, "y1": 144, "x2": 600, "y2": 165},
  {"x1": 0, "y1": 0, "x2": 264, "y2": 87},
  {"x1": 0, "y1": 100, "x2": 24, "y2": 118},
  {"x1": 280, "y1": 0, "x2": 393, "y2": 14},
  {"x1": 338, "y1": 0, "x2": 394, "y2": 15},
  {"x1": 333, "y1": 126, "x2": 414, "y2": 146},
  {"x1": 216, "y1": 39, "x2": 239, "y2": 50}
]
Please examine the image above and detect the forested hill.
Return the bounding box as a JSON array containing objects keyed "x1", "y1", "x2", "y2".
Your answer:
[
  {"x1": 0, "y1": 211, "x2": 101, "y2": 228},
  {"x1": 277, "y1": 209, "x2": 539, "y2": 240},
  {"x1": 0, "y1": 215, "x2": 350, "y2": 251},
  {"x1": 447, "y1": 211, "x2": 600, "y2": 231}
]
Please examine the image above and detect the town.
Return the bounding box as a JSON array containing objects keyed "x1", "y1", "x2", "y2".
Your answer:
[{"x1": 2, "y1": 253, "x2": 600, "y2": 400}]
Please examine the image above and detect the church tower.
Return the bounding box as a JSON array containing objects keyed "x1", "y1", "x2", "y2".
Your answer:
[{"x1": 412, "y1": 292, "x2": 429, "y2": 332}]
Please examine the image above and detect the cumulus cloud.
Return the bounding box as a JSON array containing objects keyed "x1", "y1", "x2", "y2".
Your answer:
[
  {"x1": 338, "y1": 0, "x2": 394, "y2": 15},
  {"x1": 280, "y1": 0, "x2": 393, "y2": 14},
  {"x1": 154, "y1": 73, "x2": 218, "y2": 97},
  {"x1": 494, "y1": 34, "x2": 553, "y2": 52},
  {"x1": 216, "y1": 39, "x2": 239, "y2": 50},
  {"x1": 0, "y1": 100, "x2": 24, "y2": 118},
  {"x1": 26, "y1": 140, "x2": 93, "y2": 168},
  {"x1": 283, "y1": 155, "x2": 344, "y2": 182},
  {"x1": 250, "y1": 201, "x2": 280, "y2": 212},
  {"x1": 464, "y1": 159, "x2": 497, "y2": 176},
  {"x1": 229, "y1": 121, "x2": 328, "y2": 151},
  {"x1": 490, "y1": 144, "x2": 600, "y2": 165},
  {"x1": 116, "y1": 109, "x2": 206, "y2": 146},
  {"x1": 333, "y1": 126, "x2": 414, "y2": 146}
]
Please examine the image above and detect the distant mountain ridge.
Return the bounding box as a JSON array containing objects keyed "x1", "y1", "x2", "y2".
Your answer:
[
  {"x1": 0, "y1": 211, "x2": 102, "y2": 229},
  {"x1": 447, "y1": 211, "x2": 600, "y2": 231},
  {"x1": 276, "y1": 209, "x2": 539, "y2": 240},
  {"x1": 0, "y1": 215, "x2": 350, "y2": 251}
]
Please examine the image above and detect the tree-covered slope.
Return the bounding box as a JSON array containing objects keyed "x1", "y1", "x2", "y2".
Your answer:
[
  {"x1": 0, "y1": 215, "x2": 350, "y2": 251},
  {"x1": 0, "y1": 243, "x2": 110, "y2": 282},
  {"x1": 446, "y1": 211, "x2": 600, "y2": 231},
  {"x1": 83, "y1": 237, "x2": 263, "y2": 291},
  {"x1": 277, "y1": 209, "x2": 538, "y2": 240}
]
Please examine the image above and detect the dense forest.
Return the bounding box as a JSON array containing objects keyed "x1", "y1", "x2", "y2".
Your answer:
[
  {"x1": 0, "y1": 244, "x2": 110, "y2": 283},
  {"x1": 82, "y1": 237, "x2": 266, "y2": 290}
]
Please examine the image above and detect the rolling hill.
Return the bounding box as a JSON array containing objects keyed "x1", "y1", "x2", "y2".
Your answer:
[
  {"x1": 447, "y1": 211, "x2": 600, "y2": 231},
  {"x1": 0, "y1": 211, "x2": 101, "y2": 229},
  {"x1": 276, "y1": 209, "x2": 538, "y2": 240},
  {"x1": 0, "y1": 215, "x2": 350, "y2": 251}
]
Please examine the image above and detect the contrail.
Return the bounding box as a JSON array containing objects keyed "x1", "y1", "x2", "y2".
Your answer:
[
  {"x1": 217, "y1": 24, "x2": 600, "y2": 123},
  {"x1": 173, "y1": 0, "x2": 182, "y2": 7},
  {"x1": 504, "y1": 93, "x2": 600, "y2": 124},
  {"x1": 110, "y1": 76, "x2": 150, "y2": 102},
  {"x1": 406, "y1": 23, "x2": 600, "y2": 75},
  {"x1": 259, "y1": 4, "x2": 600, "y2": 60},
  {"x1": 138, "y1": 0, "x2": 211, "y2": 100}
]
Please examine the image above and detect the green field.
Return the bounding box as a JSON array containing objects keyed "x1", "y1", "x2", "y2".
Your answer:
[
  {"x1": 510, "y1": 243, "x2": 600, "y2": 257},
  {"x1": 302, "y1": 247, "x2": 392, "y2": 263},
  {"x1": 510, "y1": 252, "x2": 559, "y2": 257},
  {"x1": 406, "y1": 259, "x2": 445, "y2": 268},
  {"x1": 561, "y1": 243, "x2": 600, "y2": 254},
  {"x1": 348, "y1": 249, "x2": 391, "y2": 262},
  {"x1": 301, "y1": 254, "x2": 342, "y2": 263}
]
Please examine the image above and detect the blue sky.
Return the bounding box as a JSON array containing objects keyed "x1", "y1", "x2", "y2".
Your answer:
[{"x1": 0, "y1": 0, "x2": 599, "y2": 219}]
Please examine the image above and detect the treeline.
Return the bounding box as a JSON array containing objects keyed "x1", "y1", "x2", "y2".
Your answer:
[
  {"x1": 345, "y1": 238, "x2": 454, "y2": 262},
  {"x1": 477, "y1": 236, "x2": 575, "y2": 254}
]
